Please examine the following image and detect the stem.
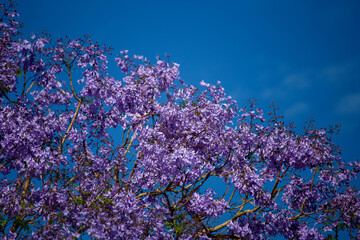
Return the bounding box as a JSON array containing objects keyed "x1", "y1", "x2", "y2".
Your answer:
[
  {"x1": 24, "y1": 81, "x2": 35, "y2": 95},
  {"x1": 59, "y1": 98, "x2": 82, "y2": 153},
  {"x1": 21, "y1": 69, "x2": 26, "y2": 95},
  {"x1": 21, "y1": 176, "x2": 30, "y2": 199},
  {"x1": 208, "y1": 205, "x2": 261, "y2": 232},
  {"x1": 67, "y1": 61, "x2": 81, "y2": 102}
]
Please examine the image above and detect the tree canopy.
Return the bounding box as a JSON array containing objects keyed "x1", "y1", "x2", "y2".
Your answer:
[{"x1": 1, "y1": 1, "x2": 359, "y2": 239}]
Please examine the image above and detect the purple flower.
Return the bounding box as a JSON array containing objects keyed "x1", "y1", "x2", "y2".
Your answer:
[{"x1": 0, "y1": 2, "x2": 359, "y2": 239}]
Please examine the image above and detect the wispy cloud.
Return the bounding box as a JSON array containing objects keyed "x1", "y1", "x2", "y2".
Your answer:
[
  {"x1": 335, "y1": 91, "x2": 360, "y2": 115},
  {"x1": 260, "y1": 72, "x2": 310, "y2": 100},
  {"x1": 322, "y1": 65, "x2": 348, "y2": 81},
  {"x1": 283, "y1": 74, "x2": 309, "y2": 88},
  {"x1": 321, "y1": 59, "x2": 360, "y2": 83},
  {"x1": 284, "y1": 102, "x2": 309, "y2": 118}
]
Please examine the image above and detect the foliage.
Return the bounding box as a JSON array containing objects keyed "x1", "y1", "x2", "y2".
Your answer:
[{"x1": 1, "y1": 1, "x2": 360, "y2": 239}]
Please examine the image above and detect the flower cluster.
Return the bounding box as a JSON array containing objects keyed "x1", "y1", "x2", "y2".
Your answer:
[{"x1": 1, "y1": 1, "x2": 360, "y2": 239}]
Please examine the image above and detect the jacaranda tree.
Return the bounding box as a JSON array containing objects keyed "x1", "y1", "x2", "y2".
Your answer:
[{"x1": 1, "y1": 1, "x2": 360, "y2": 239}]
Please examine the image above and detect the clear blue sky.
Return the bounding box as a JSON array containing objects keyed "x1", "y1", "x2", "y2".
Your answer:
[{"x1": 15, "y1": 0, "x2": 360, "y2": 163}]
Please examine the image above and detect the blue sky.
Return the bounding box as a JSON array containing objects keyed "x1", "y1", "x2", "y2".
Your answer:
[{"x1": 15, "y1": 0, "x2": 360, "y2": 163}]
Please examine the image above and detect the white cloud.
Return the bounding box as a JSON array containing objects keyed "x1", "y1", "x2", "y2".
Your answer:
[
  {"x1": 322, "y1": 65, "x2": 347, "y2": 80},
  {"x1": 260, "y1": 72, "x2": 309, "y2": 100},
  {"x1": 335, "y1": 91, "x2": 360, "y2": 115},
  {"x1": 321, "y1": 60, "x2": 360, "y2": 83},
  {"x1": 284, "y1": 102, "x2": 309, "y2": 118},
  {"x1": 261, "y1": 88, "x2": 282, "y2": 99},
  {"x1": 283, "y1": 74, "x2": 309, "y2": 88}
]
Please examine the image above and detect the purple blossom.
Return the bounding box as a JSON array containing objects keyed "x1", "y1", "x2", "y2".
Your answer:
[{"x1": 0, "y1": 2, "x2": 360, "y2": 239}]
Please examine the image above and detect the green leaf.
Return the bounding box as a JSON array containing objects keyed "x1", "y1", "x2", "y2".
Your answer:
[
  {"x1": 20, "y1": 201, "x2": 26, "y2": 210},
  {"x1": 0, "y1": 85, "x2": 10, "y2": 92},
  {"x1": 0, "y1": 214, "x2": 7, "y2": 228},
  {"x1": 14, "y1": 216, "x2": 30, "y2": 232},
  {"x1": 71, "y1": 197, "x2": 85, "y2": 205},
  {"x1": 16, "y1": 68, "x2": 22, "y2": 76}
]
